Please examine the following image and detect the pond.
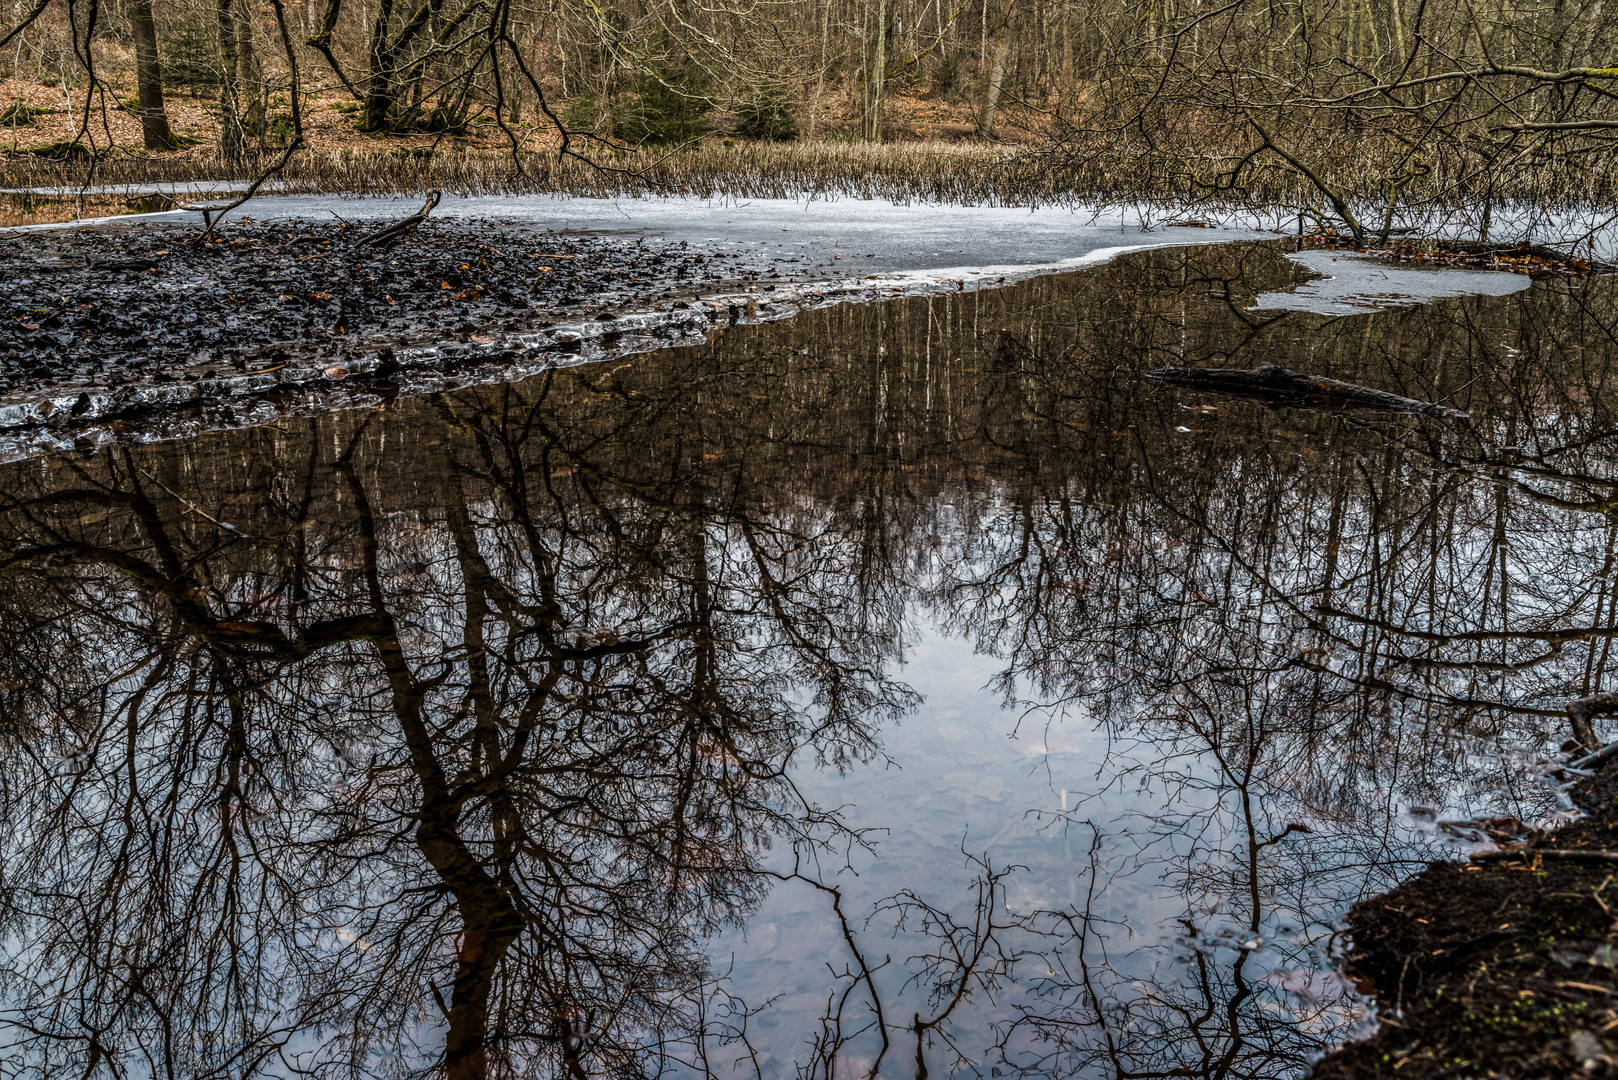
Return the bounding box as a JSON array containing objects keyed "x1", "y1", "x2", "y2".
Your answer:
[{"x1": 0, "y1": 239, "x2": 1603, "y2": 1078}]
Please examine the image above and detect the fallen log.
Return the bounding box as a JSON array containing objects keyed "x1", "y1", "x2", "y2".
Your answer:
[
  {"x1": 1568, "y1": 693, "x2": 1618, "y2": 763},
  {"x1": 1419, "y1": 238, "x2": 1618, "y2": 272},
  {"x1": 1145, "y1": 363, "x2": 1469, "y2": 418},
  {"x1": 356, "y1": 190, "x2": 442, "y2": 248}
]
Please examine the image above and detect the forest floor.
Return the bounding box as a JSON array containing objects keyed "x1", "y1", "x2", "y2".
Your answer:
[
  {"x1": 1313, "y1": 761, "x2": 1618, "y2": 1078},
  {"x1": 0, "y1": 75, "x2": 1055, "y2": 225},
  {"x1": 0, "y1": 74, "x2": 1009, "y2": 162}
]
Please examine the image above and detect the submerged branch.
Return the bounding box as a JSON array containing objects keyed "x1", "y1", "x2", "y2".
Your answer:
[{"x1": 1146, "y1": 364, "x2": 1470, "y2": 418}]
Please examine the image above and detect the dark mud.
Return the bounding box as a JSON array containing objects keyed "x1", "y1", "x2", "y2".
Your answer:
[
  {"x1": 0, "y1": 217, "x2": 756, "y2": 387},
  {"x1": 0, "y1": 216, "x2": 831, "y2": 454},
  {"x1": 1315, "y1": 765, "x2": 1618, "y2": 1078}
]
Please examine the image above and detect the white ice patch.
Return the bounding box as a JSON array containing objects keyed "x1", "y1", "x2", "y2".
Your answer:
[
  {"x1": 1253, "y1": 249, "x2": 1532, "y2": 316},
  {"x1": 0, "y1": 191, "x2": 1277, "y2": 279}
]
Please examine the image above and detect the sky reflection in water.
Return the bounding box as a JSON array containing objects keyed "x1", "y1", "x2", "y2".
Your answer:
[{"x1": 0, "y1": 240, "x2": 1601, "y2": 1079}]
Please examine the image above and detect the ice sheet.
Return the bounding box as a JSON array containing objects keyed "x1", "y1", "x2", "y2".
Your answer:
[{"x1": 1252, "y1": 249, "x2": 1532, "y2": 315}]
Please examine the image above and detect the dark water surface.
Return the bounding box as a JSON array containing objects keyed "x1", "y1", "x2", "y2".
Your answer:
[{"x1": 0, "y1": 241, "x2": 1608, "y2": 1078}]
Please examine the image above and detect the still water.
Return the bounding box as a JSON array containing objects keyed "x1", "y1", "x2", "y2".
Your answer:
[{"x1": 0, "y1": 241, "x2": 1604, "y2": 1078}]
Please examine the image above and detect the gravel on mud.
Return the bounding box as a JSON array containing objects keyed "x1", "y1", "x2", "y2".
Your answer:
[{"x1": 0, "y1": 215, "x2": 811, "y2": 448}]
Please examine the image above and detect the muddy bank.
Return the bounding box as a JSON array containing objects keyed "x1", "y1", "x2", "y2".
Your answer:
[
  {"x1": 0, "y1": 214, "x2": 854, "y2": 456},
  {"x1": 0, "y1": 215, "x2": 755, "y2": 388},
  {"x1": 1315, "y1": 764, "x2": 1618, "y2": 1078},
  {"x1": 0, "y1": 205, "x2": 1286, "y2": 458}
]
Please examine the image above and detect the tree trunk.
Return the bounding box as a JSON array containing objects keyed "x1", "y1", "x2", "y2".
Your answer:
[
  {"x1": 236, "y1": 4, "x2": 266, "y2": 140},
  {"x1": 128, "y1": 0, "x2": 174, "y2": 149},
  {"x1": 438, "y1": 869, "x2": 526, "y2": 1080},
  {"x1": 215, "y1": 0, "x2": 245, "y2": 161},
  {"x1": 977, "y1": 19, "x2": 1011, "y2": 137},
  {"x1": 1058, "y1": 9, "x2": 1072, "y2": 119},
  {"x1": 362, "y1": 0, "x2": 400, "y2": 131},
  {"x1": 862, "y1": 0, "x2": 887, "y2": 141}
]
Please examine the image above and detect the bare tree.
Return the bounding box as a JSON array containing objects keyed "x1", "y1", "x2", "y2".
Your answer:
[{"x1": 126, "y1": 0, "x2": 175, "y2": 149}]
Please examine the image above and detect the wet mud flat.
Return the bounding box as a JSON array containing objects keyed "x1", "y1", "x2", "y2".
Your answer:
[
  {"x1": 1316, "y1": 764, "x2": 1618, "y2": 1079},
  {"x1": 0, "y1": 215, "x2": 812, "y2": 446}
]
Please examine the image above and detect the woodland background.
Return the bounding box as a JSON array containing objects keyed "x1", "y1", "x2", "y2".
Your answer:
[{"x1": 2, "y1": 0, "x2": 1617, "y2": 239}]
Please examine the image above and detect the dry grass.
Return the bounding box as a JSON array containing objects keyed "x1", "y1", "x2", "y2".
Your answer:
[
  {"x1": 0, "y1": 140, "x2": 1262, "y2": 210},
  {"x1": 0, "y1": 75, "x2": 1545, "y2": 223},
  {"x1": 0, "y1": 118, "x2": 1602, "y2": 238}
]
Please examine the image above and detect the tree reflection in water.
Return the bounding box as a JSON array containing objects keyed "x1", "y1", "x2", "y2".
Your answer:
[{"x1": 0, "y1": 242, "x2": 1612, "y2": 1078}]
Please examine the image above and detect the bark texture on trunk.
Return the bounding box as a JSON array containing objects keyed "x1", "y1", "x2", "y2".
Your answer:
[
  {"x1": 236, "y1": 5, "x2": 266, "y2": 138},
  {"x1": 977, "y1": 23, "x2": 1011, "y2": 137},
  {"x1": 362, "y1": 0, "x2": 400, "y2": 131},
  {"x1": 862, "y1": 0, "x2": 888, "y2": 141},
  {"x1": 128, "y1": 0, "x2": 175, "y2": 149},
  {"x1": 215, "y1": 0, "x2": 245, "y2": 161}
]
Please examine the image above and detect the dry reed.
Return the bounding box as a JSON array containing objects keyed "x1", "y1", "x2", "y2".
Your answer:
[
  {"x1": 0, "y1": 140, "x2": 1300, "y2": 208},
  {"x1": 0, "y1": 138, "x2": 1609, "y2": 236}
]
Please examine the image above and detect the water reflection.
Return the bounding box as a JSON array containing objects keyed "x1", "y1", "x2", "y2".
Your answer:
[{"x1": 0, "y1": 242, "x2": 1610, "y2": 1078}]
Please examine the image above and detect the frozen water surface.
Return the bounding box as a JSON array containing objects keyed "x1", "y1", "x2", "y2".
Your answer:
[
  {"x1": 6, "y1": 191, "x2": 1551, "y2": 313},
  {"x1": 109, "y1": 191, "x2": 1287, "y2": 281},
  {"x1": 1253, "y1": 249, "x2": 1532, "y2": 315}
]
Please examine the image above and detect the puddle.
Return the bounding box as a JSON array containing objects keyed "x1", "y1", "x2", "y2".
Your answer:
[
  {"x1": 0, "y1": 240, "x2": 1603, "y2": 1077},
  {"x1": 1253, "y1": 248, "x2": 1532, "y2": 314}
]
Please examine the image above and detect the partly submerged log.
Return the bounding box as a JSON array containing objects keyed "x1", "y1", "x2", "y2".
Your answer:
[
  {"x1": 1146, "y1": 363, "x2": 1469, "y2": 418},
  {"x1": 356, "y1": 190, "x2": 442, "y2": 248}
]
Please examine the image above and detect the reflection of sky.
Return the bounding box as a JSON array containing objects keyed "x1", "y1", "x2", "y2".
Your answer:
[
  {"x1": 0, "y1": 239, "x2": 1609, "y2": 1077},
  {"x1": 706, "y1": 611, "x2": 1470, "y2": 1078}
]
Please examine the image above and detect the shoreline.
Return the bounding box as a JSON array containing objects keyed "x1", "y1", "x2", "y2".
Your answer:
[
  {"x1": 1313, "y1": 758, "x2": 1618, "y2": 1078},
  {"x1": 0, "y1": 208, "x2": 1276, "y2": 461}
]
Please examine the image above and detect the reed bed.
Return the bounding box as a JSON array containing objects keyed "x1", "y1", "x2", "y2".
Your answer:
[
  {"x1": 0, "y1": 140, "x2": 1300, "y2": 208},
  {"x1": 0, "y1": 138, "x2": 1611, "y2": 242}
]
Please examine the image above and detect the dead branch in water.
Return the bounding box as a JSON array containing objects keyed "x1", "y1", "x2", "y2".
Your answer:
[{"x1": 1146, "y1": 363, "x2": 1469, "y2": 418}]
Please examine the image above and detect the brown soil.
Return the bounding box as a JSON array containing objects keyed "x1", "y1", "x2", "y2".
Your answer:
[
  {"x1": 0, "y1": 75, "x2": 1005, "y2": 162},
  {"x1": 1313, "y1": 764, "x2": 1618, "y2": 1078}
]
